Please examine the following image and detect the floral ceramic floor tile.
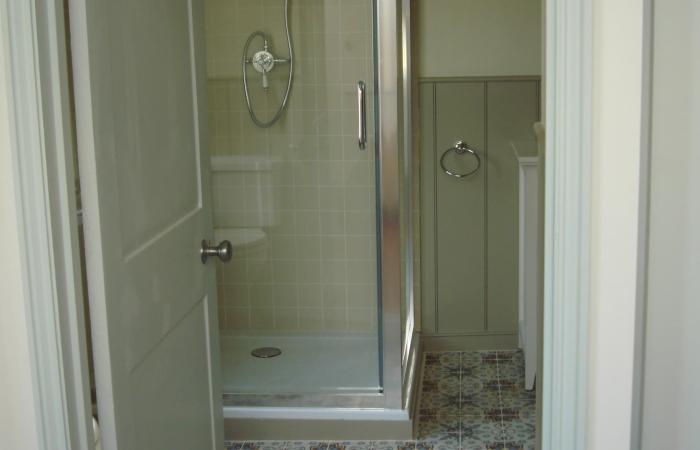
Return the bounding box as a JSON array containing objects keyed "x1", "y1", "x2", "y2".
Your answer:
[
  {"x1": 284, "y1": 442, "x2": 308, "y2": 450},
  {"x1": 224, "y1": 350, "x2": 535, "y2": 450},
  {"x1": 372, "y1": 441, "x2": 416, "y2": 450},
  {"x1": 416, "y1": 432, "x2": 461, "y2": 450},
  {"x1": 248, "y1": 442, "x2": 288, "y2": 450},
  {"x1": 417, "y1": 414, "x2": 461, "y2": 438},
  {"x1": 341, "y1": 441, "x2": 373, "y2": 450},
  {"x1": 460, "y1": 421, "x2": 504, "y2": 449},
  {"x1": 499, "y1": 390, "x2": 535, "y2": 410}
]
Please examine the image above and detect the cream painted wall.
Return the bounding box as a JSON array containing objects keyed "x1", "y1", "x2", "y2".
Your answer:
[
  {"x1": 640, "y1": 0, "x2": 700, "y2": 447},
  {"x1": 588, "y1": 0, "x2": 645, "y2": 448},
  {"x1": 414, "y1": 0, "x2": 541, "y2": 78},
  {"x1": 0, "y1": 21, "x2": 41, "y2": 450}
]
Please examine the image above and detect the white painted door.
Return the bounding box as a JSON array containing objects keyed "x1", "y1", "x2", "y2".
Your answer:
[{"x1": 69, "y1": 1, "x2": 223, "y2": 449}]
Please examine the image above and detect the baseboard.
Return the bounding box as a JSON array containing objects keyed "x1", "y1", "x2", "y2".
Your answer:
[
  {"x1": 422, "y1": 333, "x2": 518, "y2": 351},
  {"x1": 223, "y1": 414, "x2": 414, "y2": 441}
]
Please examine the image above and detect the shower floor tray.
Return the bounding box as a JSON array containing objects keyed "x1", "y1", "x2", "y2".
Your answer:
[{"x1": 220, "y1": 334, "x2": 381, "y2": 395}]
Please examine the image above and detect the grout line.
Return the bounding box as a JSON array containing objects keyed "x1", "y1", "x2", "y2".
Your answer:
[
  {"x1": 458, "y1": 351, "x2": 463, "y2": 448},
  {"x1": 495, "y1": 354, "x2": 507, "y2": 449}
]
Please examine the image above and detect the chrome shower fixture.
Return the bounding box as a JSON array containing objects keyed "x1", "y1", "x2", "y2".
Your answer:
[
  {"x1": 247, "y1": 37, "x2": 289, "y2": 91},
  {"x1": 241, "y1": 0, "x2": 294, "y2": 128}
]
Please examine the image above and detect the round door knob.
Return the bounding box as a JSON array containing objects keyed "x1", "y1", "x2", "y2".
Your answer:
[{"x1": 200, "y1": 240, "x2": 233, "y2": 264}]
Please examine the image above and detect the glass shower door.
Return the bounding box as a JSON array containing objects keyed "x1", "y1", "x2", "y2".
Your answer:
[{"x1": 203, "y1": 0, "x2": 380, "y2": 396}]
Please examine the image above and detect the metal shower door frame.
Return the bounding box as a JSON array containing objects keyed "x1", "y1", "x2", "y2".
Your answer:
[{"x1": 222, "y1": 0, "x2": 405, "y2": 410}]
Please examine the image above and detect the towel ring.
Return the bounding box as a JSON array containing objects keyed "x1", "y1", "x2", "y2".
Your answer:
[{"x1": 440, "y1": 141, "x2": 481, "y2": 178}]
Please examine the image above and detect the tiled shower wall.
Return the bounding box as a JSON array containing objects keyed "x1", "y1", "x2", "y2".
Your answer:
[{"x1": 203, "y1": 0, "x2": 378, "y2": 334}]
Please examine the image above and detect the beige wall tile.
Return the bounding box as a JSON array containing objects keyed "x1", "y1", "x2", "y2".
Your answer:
[{"x1": 205, "y1": 0, "x2": 379, "y2": 336}]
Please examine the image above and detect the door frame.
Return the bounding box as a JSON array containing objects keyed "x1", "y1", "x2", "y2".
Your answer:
[
  {"x1": 1, "y1": 0, "x2": 93, "y2": 449},
  {"x1": 1, "y1": 0, "x2": 615, "y2": 449},
  {"x1": 540, "y1": 0, "x2": 591, "y2": 448}
]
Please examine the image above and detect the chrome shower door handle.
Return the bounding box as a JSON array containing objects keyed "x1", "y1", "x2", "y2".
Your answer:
[
  {"x1": 357, "y1": 81, "x2": 367, "y2": 150},
  {"x1": 200, "y1": 240, "x2": 233, "y2": 264}
]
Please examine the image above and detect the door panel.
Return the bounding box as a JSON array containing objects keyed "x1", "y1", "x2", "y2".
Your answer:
[
  {"x1": 130, "y1": 301, "x2": 214, "y2": 450},
  {"x1": 111, "y1": 0, "x2": 201, "y2": 253},
  {"x1": 69, "y1": 0, "x2": 222, "y2": 448},
  {"x1": 124, "y1": 213, "x2": 207, "y2": 367}
]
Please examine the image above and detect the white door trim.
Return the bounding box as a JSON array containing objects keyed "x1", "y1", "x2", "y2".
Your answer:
[
  {"x1": 541, "y1": 0, "x2": 592, "y2": 449},
  {"x1": 3, "y1": 0, "x2": 599, "y2": 449},
  {"x1": 0, "y1": 1, "x2": 93, "y2": 450}
]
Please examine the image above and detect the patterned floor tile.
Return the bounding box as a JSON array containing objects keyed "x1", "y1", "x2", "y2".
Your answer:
[
  {"x1": 249, "y1": 442, "x2": 288, "y2": 450},
  {"x1": 510, "y1": 354, "x2": 525, "y2": 370},
  {"x1": 501, "y1": 421, "x2": 535, "y2": 444},
  {"x1": 285, "y1": 442, "x2": 308, "y2": 450},
  {"x1": 499, "y1": 390, "x2": 535, "y2": 409},
  {"x1": 478, "y1": 351, "x2": 501, "y2": 362},
  {"x1": 416, "y1": 433, "x2": 460, "y2": 450},
  {"x1": 460, "y1": 421, "x2": 504, "y2": 449},
  {"x1": 425, "y1": 352, "x2": 461, "y2": 369},
  {"x1": 497, "y1": 365, "x2": 525, "y2": 382},
  {"x1": 423, "y1": 366, "x2": 461, "y2": 384},
  {"x1": 341, "y1": 441, "x2": 372, "y2": 450},
  {"x1": 224, "y1": 350, "x2": 534, "y2": 450},
  {"x1": 516, "y1": 403, "x2": 536, "y2": 425},
  {"x1": 417, "y1": 414, "x2": 461, "y2": 438},
  {"x1": 240, "y1": 443, "x2": 265, "y2": 450},
  {"x1": 479, "y1": 379, "x2": 501, "y2": 394},
  {"x1": 371, "y1": 441, "x2": 415, "y2": 450},
  {"x1": 395, "y1": 442, "x2": 417, "y2": 450},
  {"x1": 418, "y1": 391, "x2": 462, "y2": 416},
  {"x1": 480, "y1": 408, "x2": 507, "y2": 423},
  {"x1": 474, "y1": 364, "x2": 499, "y2": 382},
  {"x1": 422, "y1": 375, "x2": 461, "y2": 395},
  {"x1": 461, "y1": 391, "x2": 501, "y2": 410},
  {"x1": 460, "y1": 378, "x2": 484, "y2": 394},
  {"x1": 495, "y1": 379, "x2": 524, "y2": 393},
  {"x1": 498, "y1": 408, "x2": 522, "y2": 422},
  {"x1": 239, "y1": 443, "x2": 257, "y2": 450}
]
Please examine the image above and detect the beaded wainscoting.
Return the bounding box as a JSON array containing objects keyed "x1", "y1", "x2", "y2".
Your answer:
[{"x1": 225, "y1": 350, "x2": 535, "y2": 450}]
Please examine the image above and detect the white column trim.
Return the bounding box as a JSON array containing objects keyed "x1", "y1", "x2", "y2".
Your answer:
[
  {"x1": 541, "y1": 0, "x2": 592, "y2": 449},
  {"x1": 0, "y1": 0, "x2": 93, "y2": 449}
]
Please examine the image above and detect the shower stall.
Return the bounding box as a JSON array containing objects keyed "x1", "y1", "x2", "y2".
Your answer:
[{"x1": 203, "y1": 0, "x2": 417, "y2": 426}]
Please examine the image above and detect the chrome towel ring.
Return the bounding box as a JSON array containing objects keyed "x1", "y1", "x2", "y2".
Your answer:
[{"x1": 440, "y1": 141, "x2": 481, "y2": 178}]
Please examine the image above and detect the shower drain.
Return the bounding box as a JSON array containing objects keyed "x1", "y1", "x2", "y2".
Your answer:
[{"x1": 251, "y1": 347, "x2": 282, "y2": 358}]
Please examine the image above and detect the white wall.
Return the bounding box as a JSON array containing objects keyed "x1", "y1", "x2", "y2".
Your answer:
[
  {"x1": 640, "y1": 0, "x2": 700, "y2": 447},
  {"x1": 588, "y1": 0, "x2": 645, "y2": 448},
  {"x1": 414, "y1": 0, "x2": 541, "y2": 78},
  {"x1": 0, "y1": 18, "x2": 41, "y2": 450}
]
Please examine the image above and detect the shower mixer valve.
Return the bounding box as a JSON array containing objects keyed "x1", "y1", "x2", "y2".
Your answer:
[
  {"x1": 242, "y1": 6, "x2": 293, "y2": 129},
  {"x1": 245, "y1": 37, "x2": 289, "y2": 90}
]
